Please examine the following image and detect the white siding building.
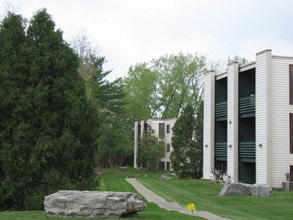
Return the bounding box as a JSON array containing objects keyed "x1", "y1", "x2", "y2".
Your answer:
[
  {"x1": 134, "y1": 119, "x2": 176, "y2": 170},
  {"x1": 203, "y1": 49, "x2": 293, "y2": 189}
]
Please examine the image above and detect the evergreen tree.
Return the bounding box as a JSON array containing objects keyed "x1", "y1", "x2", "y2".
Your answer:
[
  {"x1": 0, "y1": 10, "x2": 99, "y2": 210},
  {"x1": 137, "y1": 126, "x2": 165, "y2": 171},
  {"x1": 90, "y1": 57, "x2": 131, "y2": 168},
  {"x1": 171, "y1": 103, "x2": 203, "y2": 179},
  {"x1": 74, "y1": 51, "x2": 132, "y2": 168}
]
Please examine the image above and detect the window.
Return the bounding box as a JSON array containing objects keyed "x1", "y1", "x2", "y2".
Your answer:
[
  {"x1": 159, "y1": 162, "x2": 164, "y2": 170},
  {"x1": 289, "y1": 113, "x2": 293, "y2": 154},
  {"x1": 166, "y1": 143, "x2": 171, "y2": 152},
  {"x1": 290, "y1": 65, "x2": 293, "y2": 104},
  {"x1": 166, "y1": 124, "x2": 170, "y2": 133},
  {"x1": 166, "y1": 162, "x2": 170, "y2": 171},
  {"x1": 290, "y1": 165, "x2": 293, "y2": 182},
  {"x1": 159, "y1": 123, "x2": 165, "y2": 139}
]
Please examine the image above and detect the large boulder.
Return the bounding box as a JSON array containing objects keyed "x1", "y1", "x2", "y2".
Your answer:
[
  {"x1": 219, "y1": 183, "x2": 251, "y2": 196},
  {"x1": 219, "y1": 183, "x2": 273, "y2": 197},
  {"x1": 250, "y1": 184, "x2": 272, "y2": 197},
  {"x1": 44, "y1": 190, "x2": 146, "y2": 218}
]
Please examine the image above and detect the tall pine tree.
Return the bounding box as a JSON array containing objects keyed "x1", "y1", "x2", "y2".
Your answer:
[
  {"x1": 170, "y1": 103, "x2": 203, "y2": 179},
  {"x1": 0, "y1": 9, "x2": 99, "y2": 210}
]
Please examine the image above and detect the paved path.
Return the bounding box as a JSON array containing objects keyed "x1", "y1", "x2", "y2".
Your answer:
[{"x1": 126, "y1": 178, "x2": 230, "y2": 220}]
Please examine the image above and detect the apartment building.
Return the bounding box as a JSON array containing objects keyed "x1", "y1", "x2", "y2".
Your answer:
[
  {"x1": 203, "y1": 49, "x2": 293, "y2": 189},
  {"x1": 134, "y1": 119, "x2": 176, "y2": 170}
]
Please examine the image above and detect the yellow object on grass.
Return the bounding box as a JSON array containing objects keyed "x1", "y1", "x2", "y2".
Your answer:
[{"x1": 187, "y1": 203, "x2": 196, "y2": 211}]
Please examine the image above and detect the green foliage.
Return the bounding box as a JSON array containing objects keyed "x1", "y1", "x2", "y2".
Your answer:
[
  {"x1": 71, "y1": 35, "x2": 133, "y2": 168},
  {"x1": 0, "y1": 9, "x2": 99, "y2": 210},
  {"x1": 123, "y1": 62, "x2": 158, "y2": 120},
  {"x1": 171, "y1": 103, "x2": 203, "y2": 179},
  {"x1": 152, "y1": 53, "x2": 206, "y2": 119},
  {"x1": 137, "y1": 126, "x2": 165, "y2": 171},
  {"x1": 123, "y1": 52, "x2": 206, "y2": 120}
]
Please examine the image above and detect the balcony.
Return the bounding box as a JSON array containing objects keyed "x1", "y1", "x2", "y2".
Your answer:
[
  {"x1": 239, "y1": 141, "x2": 255, "y2": 162},
  {"x1": 215, "y1": 142, "x2": 227, "y2": 161},
  {"x1": 215, "y1": 102, "x2": 227, "y2": 121},
  {"x1": 239, "y1": 95, "x2": 255, "y2": 118}
]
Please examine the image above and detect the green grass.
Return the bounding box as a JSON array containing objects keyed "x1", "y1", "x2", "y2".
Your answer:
[
  {"x1": 0, "y1": 167, "x2": 202, "y2": 220},
  {"x1": 99, "y1": 167, "x2": 203, "y2": 219},
  {"x1": 1, "y1": 167, "x2": 292, "y2": 219},
  {"x1": 137, "y1": 173, "x2": 293, "y2": 220},
  {"x1": 0, "y1": 204, "x2": 201, "y2": 220}
]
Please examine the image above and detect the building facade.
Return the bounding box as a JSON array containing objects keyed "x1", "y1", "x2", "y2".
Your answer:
[
  {"x1": 134, "y1": 119, "x2": 176, "y2": 170},
  {"x1": 203, "y1": 49, "x2": 293, "y2": 189}
]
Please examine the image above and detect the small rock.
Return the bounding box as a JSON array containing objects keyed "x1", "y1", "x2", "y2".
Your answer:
[
  {"x1": 160, "y1": 174, "x2": 172, "y2": 180},
  {"x1": 119, "y1": 167, "x2": 127, "y2": 171}
]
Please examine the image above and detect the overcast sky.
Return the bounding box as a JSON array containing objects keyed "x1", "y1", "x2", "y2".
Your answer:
[{"x1": 1, "y1": 0, "x2": 293, "y2": 81}]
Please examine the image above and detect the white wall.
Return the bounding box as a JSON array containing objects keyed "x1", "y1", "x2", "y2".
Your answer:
[
  {"x1": 227, "y1": 62, "x2": 239, "y2": 182},
  {"x1": 203, "y1": 71, "x2": 216, "y2": 179},
  {"x1": 255, "y1": 50, "x2": 272, "y2": 187},
  {"x1": 270, "y1": 56, "x2": 293, "y2": 188}
]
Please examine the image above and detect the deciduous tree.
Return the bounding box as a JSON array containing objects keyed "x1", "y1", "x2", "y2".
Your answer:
[{"x1": 123, "y1": 53, "x2": 206, "y2": 120}]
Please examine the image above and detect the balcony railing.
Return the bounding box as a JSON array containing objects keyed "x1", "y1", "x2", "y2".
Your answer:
[
  {"x1": 239, "y1": 141, "x2": 255, "y2": 162},
  {"x1": 239, "y1": 95, "x2": 255, "y2": 117},
  {"x1": 215, "y1": 102, "x2": 227, "y2": 120},
  {"x1": 215, "y1": 142, "x2": 227, "y2": 161}
]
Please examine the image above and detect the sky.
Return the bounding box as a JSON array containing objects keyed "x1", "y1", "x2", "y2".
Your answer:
[{"x1": 1, "y1": 0, "x2": 293, "y2": 81}]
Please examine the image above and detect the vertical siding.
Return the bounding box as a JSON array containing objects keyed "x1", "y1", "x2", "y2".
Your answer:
[
  {"x1": 255, "y1": 50, "x2": 272, "y2": 186},
  {"x1": 203, "y1": 71, "x2": 216, "y2": 179},
  {"x1": 202, "y1": 50, "x2": 293, "y2": 188},
  {"x1": 271, "y1": 57, "x2": 293, "y2": 188},
  {"x1": 227, "y1": 63, "x2": 239, "y2": 182},
  {"x1": 134, "y1": 122, "x2": 139, "y2": 168}
]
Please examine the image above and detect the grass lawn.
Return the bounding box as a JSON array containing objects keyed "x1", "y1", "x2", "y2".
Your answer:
[
  {"x1": 136, "y1": 171, "x2": 293, "y2": 220},
  {"x1": 0, "y1": 167, "x2": 203, "y2": 220},
  {"x1": 101, "y1": 167, "x2": 293, "y2": 220},
  {"x1": 1, "y1": 167, "x2": 292, "y2": 220},
  {"x1": 0, "y1": 203, "x2": 201, "y2": 220}
]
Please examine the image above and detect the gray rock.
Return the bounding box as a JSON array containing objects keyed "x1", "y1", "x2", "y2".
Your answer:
[
  {"x1": 251, "y1": 184, "x2": 272, "y2": 197},
  {"x1": 119, "y1": 167, "x2": 127, "y2": 171},
  {"x1": 219, "y1": 183, "x2": 251, "y2": 196},
  {"x1": 126, "y1": 174, "x2": 140, "y2": 178},
  {"x1": 44, "y1": 190, "x2": 146, "y2": 218},
  {"x1": 160, "y1": 174, "x2": 172, "y2": 180}
]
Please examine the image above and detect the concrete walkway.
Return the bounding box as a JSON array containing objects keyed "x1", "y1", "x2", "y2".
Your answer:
[{"x1": 126, "y1": 178, "x2": 230, "y2": 220}]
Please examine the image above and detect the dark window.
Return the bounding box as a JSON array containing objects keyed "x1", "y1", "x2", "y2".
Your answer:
[
  {"x1": 159, "y1": 123, "x2": 165, "y2": 139},
  {"x1": 166, "y1": 124, "x2": 170, "y2": 133},
  {"x1": 290, "y1": 113, "x2": 293, "y2": 154},
  {"x1": 159, "y1": 162, "x2": 164, "y2": 170},
  {"x1": 290, "y1": 65, "x2": 293, "y2": 104},
  {"x1": 166, "y1": 162, "x2": 170, "y2": 171},
  {"x1": 290, "y1": 165, "x2": 293, "y2": 181},
  {"x1": 166, "y1": 143, "x2": 171, "y2": 152}
]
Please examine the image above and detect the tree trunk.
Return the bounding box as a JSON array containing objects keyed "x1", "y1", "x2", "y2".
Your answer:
[{"x1": 24, "y1": 187, "x2": 29, "y2": 210}]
